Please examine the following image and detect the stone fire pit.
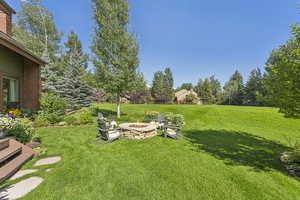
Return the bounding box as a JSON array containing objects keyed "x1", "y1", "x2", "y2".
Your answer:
[{"x1": 119, "y1": 123, "x2": 157, "y2": 140}]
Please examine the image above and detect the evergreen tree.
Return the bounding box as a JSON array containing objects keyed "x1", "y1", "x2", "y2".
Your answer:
[
  {"x1": 223, "y1": 70, "x2": 244, "y2": 105},
  {"x1": 209, "y1": 75, "x2": 222, "y2": 104},
  {"x1": 61, "y1": 31, "x2": 89, "y2": 71},
  {"x1": 40, "y1": 51, "x2": 60, "y2": 93},
  {"x1": 151, "y1": 71, "x2": 165, "y2": 103},
  {"x1": 244, "y1": 68, "x2": 264, "y2": 106},
  {"x1": 59, "y1": 33, "x2": 93, "y2": 109},
  {"x1": 91, "y1": 0, "x2": 140, "y2": 118},
  {"x1": 163, "y1": 68, "x2": 175, "y2": 104}
]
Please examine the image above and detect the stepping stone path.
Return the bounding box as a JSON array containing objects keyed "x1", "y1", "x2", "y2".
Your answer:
[
  {"x1": 9, "y1": 169, "x2": 38, "y2": 181},
  {"x1": 0, "y1": 157, "x2": 62, "y2": 199},
  {"x1": 0, "y1": 177, "x2": 44, "y2": 200},
  {"x1": 34, "y1": 156, "x2": 61, "y2": 166}
]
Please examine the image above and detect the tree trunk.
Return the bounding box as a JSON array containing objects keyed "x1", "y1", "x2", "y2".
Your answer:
[{"x1": 117, "y1": 95, "x2": 121, "y2": 118}]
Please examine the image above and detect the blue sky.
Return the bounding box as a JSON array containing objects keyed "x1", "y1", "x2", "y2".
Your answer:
[{"x1": 7, "y1": 0, "x2": 300, "y2": 87}]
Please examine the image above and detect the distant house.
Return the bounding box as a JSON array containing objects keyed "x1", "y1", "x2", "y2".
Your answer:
[
  {"x1": 0, "y1": 0, "x2": 45, "y2": 111},
  {"x1": 175, "y1": 89, "x2": 202, "y2": 104}
]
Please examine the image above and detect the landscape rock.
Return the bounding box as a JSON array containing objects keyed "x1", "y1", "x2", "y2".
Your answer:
[
  {"x1": 34, "y1": 156, "x2": 61, "y2": 166},
  {"x1": 0, "y1": 177, "x2": 43, "y2": 199}
]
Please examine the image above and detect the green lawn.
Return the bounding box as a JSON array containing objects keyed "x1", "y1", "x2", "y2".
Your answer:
[{"x1": 9, "y1": 105, "x2": 300, "y2": 199}]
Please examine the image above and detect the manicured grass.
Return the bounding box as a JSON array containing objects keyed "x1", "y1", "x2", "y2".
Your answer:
[{"x1": 8, "y1": 105, "x2": 300, "y2": 199}]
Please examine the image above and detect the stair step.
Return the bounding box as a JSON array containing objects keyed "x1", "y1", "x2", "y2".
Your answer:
[
  {"x1": 0, "y1": 144, "x2": 22, "y2": 164},
  {"x1": 0, "y1": 139, "x2": 9, "y2": 151},
  {"x1": 0, "y1": 152, "x2": 34, "y2": 183}
]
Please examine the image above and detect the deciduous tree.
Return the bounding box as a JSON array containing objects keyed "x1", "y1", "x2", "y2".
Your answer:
[{"x1": 91, "y1": 0, "x2": 140, "y2": 117}]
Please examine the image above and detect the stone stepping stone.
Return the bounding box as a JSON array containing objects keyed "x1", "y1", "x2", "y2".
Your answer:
[
  {"x1": 34, "y1": 156, "x2": 61, "y2": 166},
  {"x1": 9, "y1": 169, "x2": 38, "y2": 181},
  {"x1": 0, "y1": 177, "x2": 43, "y2": 199}
]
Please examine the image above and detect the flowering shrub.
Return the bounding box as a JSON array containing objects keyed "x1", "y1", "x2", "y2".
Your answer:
[
  {"x1": 0, "y1": 114, "x2": 36, "y2": 144},
  {"x1": 0, "y1": 115, "x2": 16, "y2": 132},
  {"x1": 8, "y1": 118, "x2": 36, "y2": 144},
  {"x1": 8, "y1": 109, "x2": 22, "y2": 117}
]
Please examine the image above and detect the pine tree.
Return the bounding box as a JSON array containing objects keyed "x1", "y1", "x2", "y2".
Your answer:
[
  {"x1": 91, "y1": 0, "x2": 140, "y2": 118},
  {"x1": 151, "y1": 71, "x2": 165, "y2": 103},
  {"x1": 40, "y1": 51, "x2": 60, "y2": 93},
  {"x1": 223, "y1": 70, "x2": 244, "y2": 105},
  {"x1": 163, "y1": 68, "x2": 175, "y2": 104},
  {"x1": 59, "y1": 33, "x2": 93, "y2": 110},
  {"x1": 244, "y1": 68, "x2": 263, "y2": 106}
]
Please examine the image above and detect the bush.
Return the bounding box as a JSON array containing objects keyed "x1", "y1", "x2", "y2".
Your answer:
[
  {"x1": 185, "y1": 94, "x2": 198, "y2": 104},
  {"x1": 64, "y1": 116, "x2": 78, "y2": 125},
  {"x1": 165, "y1": 112, "x2": 185, "y2": 126},
  {"x1": 39, "y1": 93, "x2": 67, "y2": 124},
  {"x1": 79, "y1": 111, "x2": 93, "y2": 124},
  {"x1": 8, "y1": 118, "x2": 35, "y2": 144},
  {"x1": 144, "y1": 111, "x2": 159, "y2": 122},
  {"x1": 0, "y1": 115, "x2": 16, "y2": 131}
]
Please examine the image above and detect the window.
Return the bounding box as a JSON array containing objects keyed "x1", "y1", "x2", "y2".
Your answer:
[{"x1": 2, "y1": 77, "x2": 20, "y2": 109}]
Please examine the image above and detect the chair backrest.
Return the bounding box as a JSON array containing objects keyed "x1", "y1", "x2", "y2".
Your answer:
[
  {"x1": 157, "y1": 113, "x2": 165, "y2": 122},
  {"x1": 98, "y1": 113, "x2": 104, "y2": 119},
  {"x1": 98, "y1": 113, "x2": 109, "y2": 140}
]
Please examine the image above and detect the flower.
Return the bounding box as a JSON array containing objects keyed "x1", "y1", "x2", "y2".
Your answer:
[{"x1": 7, "y1": 114, "x2": 16, "y2": 119}]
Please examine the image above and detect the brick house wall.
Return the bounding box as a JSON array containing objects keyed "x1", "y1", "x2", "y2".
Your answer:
[
  {"x1": 22, "y1": 59, "x2": 41, "y2": 110},
  {"x1": 0, "y1": 3, "x2": 12, "y2": 35}
]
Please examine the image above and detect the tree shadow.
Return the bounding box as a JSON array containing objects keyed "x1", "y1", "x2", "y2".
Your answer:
[
  {"x1": 185, "y1": 129, "x2": 291, "y2": 172},
  {"x1": 93, "y1": 109, "x2": 126, "y2": 117}
]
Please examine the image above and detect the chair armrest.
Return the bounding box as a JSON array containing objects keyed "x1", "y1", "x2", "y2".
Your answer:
[{"x1": 98, "y1": 128, "x2": 108, "y2": 132}]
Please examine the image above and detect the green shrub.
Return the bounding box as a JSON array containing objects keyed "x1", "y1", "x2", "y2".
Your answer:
[
  {"x1": 144, "y1": 111, "x2": 159, "y2": 122},
  {"x1": 39, "y1": 93, "x2": 67, "y2": 124},
  {"x1": 165, "y1": 112, "x2": 185, "y2": 126},
  {"x1": 79, "y1": 111, "x2": 93, "y2": 124},
  {"x1": 64, "y1": 116, "x2": 78, "y2": 125},
  {"x1": 8, "y1": 118, "x2": 35, "y2": 144},
  {"x1": 185, "y1": 94, "x2": 198, "y2": 104}
]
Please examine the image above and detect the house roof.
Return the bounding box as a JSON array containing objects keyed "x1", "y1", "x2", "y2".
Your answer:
[
  {"x1": 0, "y1": 31, "x2": 46, "y2": 65},
  {"x1": 0, "y1": 0, "x2": 16, "y2": 14}
]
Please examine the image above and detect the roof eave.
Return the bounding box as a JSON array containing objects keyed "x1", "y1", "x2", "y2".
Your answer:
[{"x1": 0, "y1": 0, "x2": 16, "y2": 14}]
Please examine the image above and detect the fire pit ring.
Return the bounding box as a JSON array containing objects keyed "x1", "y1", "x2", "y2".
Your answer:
[{"x1": 119, "y1": 123, "x2": 157, "y2": 140}]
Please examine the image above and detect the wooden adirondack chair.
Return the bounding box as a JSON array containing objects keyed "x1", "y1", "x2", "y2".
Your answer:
[
  {"x1": 97, "y1": 113, "x2": 122, "y2": 143},
  {"x1": 163, "y1": 122, "x2": 183, "y2": 140}
]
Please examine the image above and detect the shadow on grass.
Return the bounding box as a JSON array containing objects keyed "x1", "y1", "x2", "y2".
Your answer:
[
  {"x1": 185, "y1": 129, "x2": 291, "y2": 172},
  {"x1": 93, "y1": 109, "x2": 126, "y2": 117}
]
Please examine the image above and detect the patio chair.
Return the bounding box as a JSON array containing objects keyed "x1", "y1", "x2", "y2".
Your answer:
[
  {"x1": 163, "y1": 122, "x2": 183, "y2": 140},
  {"x1": 97, "y1": 113, "x2": 122, "y2": 144},
  {"x1": 156, "y1": 113, "x2": 166, "y2": 129}
]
